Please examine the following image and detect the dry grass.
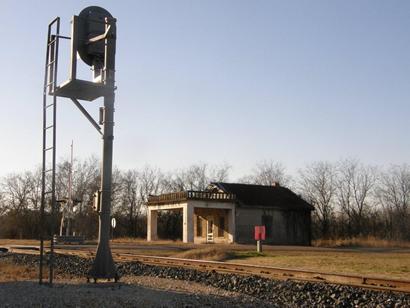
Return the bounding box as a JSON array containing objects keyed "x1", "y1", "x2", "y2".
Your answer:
[
  {"x1": 0, "y1": 260, "x2": 43, "y2": 282},
  {"x1": 0, "y1": 259, "x2": 80, "y2": 282},
  {"x1": 0, "y1": 239, "x2": 39, "y2": 246},
  {"x1": 313, "y1": 236, "x2": 410, "y2": 249},
  {"x1": 226, "y1": 250, "x2": 410, "y2": 280},
  {"x1": 173, "y1": 247, "x2": 234, "y2": 261},
  {"x1": 112, "y1": 237, "x2": 187, "y2": 246},
  {"x1": 115, "y1": 248, "x2": 179, "y2": 257}
]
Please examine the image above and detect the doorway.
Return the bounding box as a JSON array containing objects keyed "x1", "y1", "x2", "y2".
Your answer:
[{"x1": 206, "y1": 217, "x2": 214, "y2": 243}]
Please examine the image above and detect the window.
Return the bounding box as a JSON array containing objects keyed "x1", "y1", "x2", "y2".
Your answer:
[
  {"x1": 218, "y1": 217, "x2": 225, "y2": 237},
  {"x1": 197, "y1": 216, "x2": 202, "y2": 237},
  {"x1": 262, "y1": 215, "x2": 273, "y2": 238}
]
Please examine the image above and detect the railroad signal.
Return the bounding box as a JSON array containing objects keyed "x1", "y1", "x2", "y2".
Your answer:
[{"x1": 40, "y1": 5, "x2": 118, "y2": 285}]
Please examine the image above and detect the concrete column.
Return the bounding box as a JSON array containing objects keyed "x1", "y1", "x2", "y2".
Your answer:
[
  {"x1": 183, "y1": 204, "x2": 194, "y2": 243},
  {"x1": 147, "y1": 209, "x2": 158, "y2": 241},
  {"x1": 228, "y1": 208, "x2": 235, "y2": 243}
]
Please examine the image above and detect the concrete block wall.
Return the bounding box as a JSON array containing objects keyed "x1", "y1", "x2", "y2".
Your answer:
[{"x1": 236, "y1": 207, "x2": 311, "y2": 245}]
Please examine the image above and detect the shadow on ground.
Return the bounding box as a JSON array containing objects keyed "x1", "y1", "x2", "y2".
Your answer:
[{"x1": 0, "y1": 280, "x2": 265, "y2": 308}]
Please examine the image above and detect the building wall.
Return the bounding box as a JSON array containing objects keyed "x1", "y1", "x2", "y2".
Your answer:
[
  {"x1": 148, "y1": 199, "x2": 310, "y2": 245},
  {"x1": 189, "y1": 200, "x2": 235, "y2": 244},
  {"x1": 194, "y1": 208, "x2": 230, "y2": 244},
  {"x1": 147, "y1": 200, "x2": 235, "y2": 243},
  {"x1": 236, "y1": 207, "x2": 311, "y2": 245}
]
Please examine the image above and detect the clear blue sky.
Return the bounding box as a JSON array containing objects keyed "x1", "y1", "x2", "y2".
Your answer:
[{"x1": 1, "y1": 1, "x2": 409, "y2": 179}]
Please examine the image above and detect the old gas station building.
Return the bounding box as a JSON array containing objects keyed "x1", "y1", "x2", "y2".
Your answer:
[{"x1": 147, "y1": 182, "x2": 313, "y2": 245}]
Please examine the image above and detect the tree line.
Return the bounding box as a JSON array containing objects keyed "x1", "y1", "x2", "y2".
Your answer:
[{"x1": 0, "y1": 158, "x2": 409, "y2": 241}]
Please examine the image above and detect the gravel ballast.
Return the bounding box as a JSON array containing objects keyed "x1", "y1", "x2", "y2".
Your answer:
[{"x1": 1, "y1": 253, "x2": 410, "y2": 307}]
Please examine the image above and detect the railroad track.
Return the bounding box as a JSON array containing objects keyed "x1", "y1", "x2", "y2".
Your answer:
[
  {"x1": 114, "y1": 252, "x2": 410, "y2": 293},
  {"x1": 4, "y1": 246, "x2": 410, "y2": 294}
]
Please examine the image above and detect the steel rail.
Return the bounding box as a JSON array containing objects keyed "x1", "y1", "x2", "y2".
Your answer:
[
  {"x1": 5, "y1": 247, "x2": 410, "y2": 294},
  {"x1": 111, "y1": 253, "x2": 410, "y2": 293}
]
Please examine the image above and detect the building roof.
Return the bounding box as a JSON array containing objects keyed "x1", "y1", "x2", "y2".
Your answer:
[{"x1": 211, "y1": 182, "x2": 314, "y2": 211}]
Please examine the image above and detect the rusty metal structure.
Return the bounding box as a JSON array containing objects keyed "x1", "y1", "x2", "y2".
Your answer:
[{"x1": 40, "y1": 6, "x2": 118, "y2": 285}]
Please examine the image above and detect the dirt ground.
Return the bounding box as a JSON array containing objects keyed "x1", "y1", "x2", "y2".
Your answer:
[
  {"x1": 1, "y1": 238, "x2": 410, "y2": 280},
  {"x1": 0, "y1": 260, "x2": 264, "y2": 307}
]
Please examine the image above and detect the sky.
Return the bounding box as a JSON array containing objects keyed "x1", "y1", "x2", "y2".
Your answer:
[{"x1": 1, "y1": 0, "x2": 410, "y2": 180}]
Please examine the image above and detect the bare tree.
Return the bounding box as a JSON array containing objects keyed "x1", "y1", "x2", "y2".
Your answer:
[
  {"x1": 378, "y1": 164, "x2": 410, "y2": 240},
  {"x1": 211, "y1": 163, "x2": 231, "y2": 184},
  {"x1": 350, "y1": 163, "x2": 377, "y2": 235},
  {"x1": 336, "y1": 160, "x2": 354, "y2": 236},
  {"x1": 239, "y1": 160, "x2": 291, "y2": 187},
  {"x1": 117, "y1": 169, "x2": 139, "y2": 236},
  {"x1": 55, "y1": 156, "x2": 101, "y2": 214},
  {"x1": 163, "y1": 163, "x2": 230, "y2": 192},
  {"x1": 336, "y1": 159, "x2": 377, "y2": 236},
  {"x1": 138, "y1": 166, "x2": 164, "y2": 202},
  {"x1": 27, "y1": 168, "x2": 42, "y2": 211},
  {"x1": 184, "y1": 164, "x2": 209, "y2": 190},
  {"x1": 0, "y1": 190, "x2": 6, "y2": 216},
  {"x1": 1, "y1": 172, "x2": 33, "y2": 213},
  {"x1": 71, "y1": 156, "x2": 100, "y2": 213},
  {"x1": 298, "y1": 161, "x2": 336, "y2": 238},
  {"x1": 0, "y1": 171, "x2": 37, "y2": 238},
  {"x1": 111, "y1": 167, "x2": 124, "y2": 209},
  {"x1": 3, "y1": 158, "x2": 410, "y2": 241}
]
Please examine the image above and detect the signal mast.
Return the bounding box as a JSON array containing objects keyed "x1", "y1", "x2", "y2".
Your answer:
[{"x1": 40, "y1": 6, "x2": 118, "y2": 284}]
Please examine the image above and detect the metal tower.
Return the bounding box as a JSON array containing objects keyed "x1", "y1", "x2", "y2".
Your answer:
[{"x1": 40, "y1": 6, "x2": 118, "y2": 284}]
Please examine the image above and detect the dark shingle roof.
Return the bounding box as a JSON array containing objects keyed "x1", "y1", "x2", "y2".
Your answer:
[{"x1": 212, "y1": 182, "x2": 313, "y2": 211}]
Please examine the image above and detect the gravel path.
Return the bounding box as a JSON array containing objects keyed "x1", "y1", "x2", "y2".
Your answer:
[
  {"x1": 1, "y1": 253, "x2": 409, "y2": 307},
  {"x1": 0, "y1": 280, "x2": 266, "y2": 307}
]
